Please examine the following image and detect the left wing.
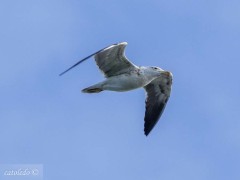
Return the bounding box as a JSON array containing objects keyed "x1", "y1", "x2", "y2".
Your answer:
[{"x1": 59, "y1": 42, "x2": 138, "y2": 76}]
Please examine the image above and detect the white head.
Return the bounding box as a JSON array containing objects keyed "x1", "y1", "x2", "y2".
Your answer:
[
  {"x1": 143, "y1": 66, "x2": 163, "y2": 76},
  {"x1": 143, "y1": 66, "x2": 172, "y2": 79}
]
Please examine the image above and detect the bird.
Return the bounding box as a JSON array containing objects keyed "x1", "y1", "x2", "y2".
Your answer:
[{"x1": 60, "y1": 42, "x2": 173, "y2": 136}]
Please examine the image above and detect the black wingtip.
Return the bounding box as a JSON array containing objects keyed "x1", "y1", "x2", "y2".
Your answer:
[
  {"x1": 58, "y1": 54, "x2": 93, "y2": 76},
  {"x1": 144, "y1": 129, "x2": 150, "y2": 136},
  {"x1": 59, "y1": 71, "x2": 67, "y2": 76}
]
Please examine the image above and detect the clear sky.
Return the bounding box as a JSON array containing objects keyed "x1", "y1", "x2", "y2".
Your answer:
[{"x1": 1, "y1": 0, "x2": 240, "y2": 179}]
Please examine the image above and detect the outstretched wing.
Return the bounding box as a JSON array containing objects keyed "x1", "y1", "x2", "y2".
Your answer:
[
  {"x1": 94, "y1": 42, "x2": 138, "y2": 77},
  {"x1": 144, "y1": 73, "x2": 172, "y2": 136},
  {"x1": 59, "y1": 42, "x2": 138, "y2": 77}
]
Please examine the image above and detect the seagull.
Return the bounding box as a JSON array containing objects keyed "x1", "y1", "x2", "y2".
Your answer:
[{"x1": 60, "y1": 42, "x2": 173, "y2": 136}]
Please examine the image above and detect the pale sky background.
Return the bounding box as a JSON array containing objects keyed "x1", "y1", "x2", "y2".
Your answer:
[{"x1": 0, "y1": 0, "x2": 240, "y2": 179}]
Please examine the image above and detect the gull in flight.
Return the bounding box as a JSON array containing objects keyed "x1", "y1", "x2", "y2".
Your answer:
[{"x1": 60, "y1": 42, "x2": 173, "y2": 136}]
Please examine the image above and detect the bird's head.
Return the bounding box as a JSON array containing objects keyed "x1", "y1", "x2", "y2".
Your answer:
[{"x1": 147, "y1": 66, "x2": 172, "y2": 79}]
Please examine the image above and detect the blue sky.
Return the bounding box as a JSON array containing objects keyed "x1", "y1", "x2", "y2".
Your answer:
[{"x1": 1, "y1": 0, "x2": 240, "y2": 179}]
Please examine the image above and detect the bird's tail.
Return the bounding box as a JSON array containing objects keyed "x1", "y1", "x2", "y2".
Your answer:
[{"x1": 81, "y1": 84, "x2": 103, "y2": 93}]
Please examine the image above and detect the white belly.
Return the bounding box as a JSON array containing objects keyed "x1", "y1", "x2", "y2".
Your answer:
[{"x1": 102, "y1": 73, "x2": 150, "y2": 92}]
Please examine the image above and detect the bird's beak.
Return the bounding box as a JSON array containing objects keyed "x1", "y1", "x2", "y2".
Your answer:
[{"x1": 161, "y1": 71, "x2": 172, "y2": 77}]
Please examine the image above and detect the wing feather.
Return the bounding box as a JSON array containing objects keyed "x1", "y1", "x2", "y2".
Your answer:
[
  {"x1": 144, "y1": 74, "x2": 172, "y2": 136},
  {"x1": 94, "y1": 42, "x2": 138, "y2": 77}
]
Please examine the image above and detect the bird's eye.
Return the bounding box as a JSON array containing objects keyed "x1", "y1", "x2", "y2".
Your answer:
[{"x1": 152, "y1": 67, "x2": 157, "y2": 70}]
